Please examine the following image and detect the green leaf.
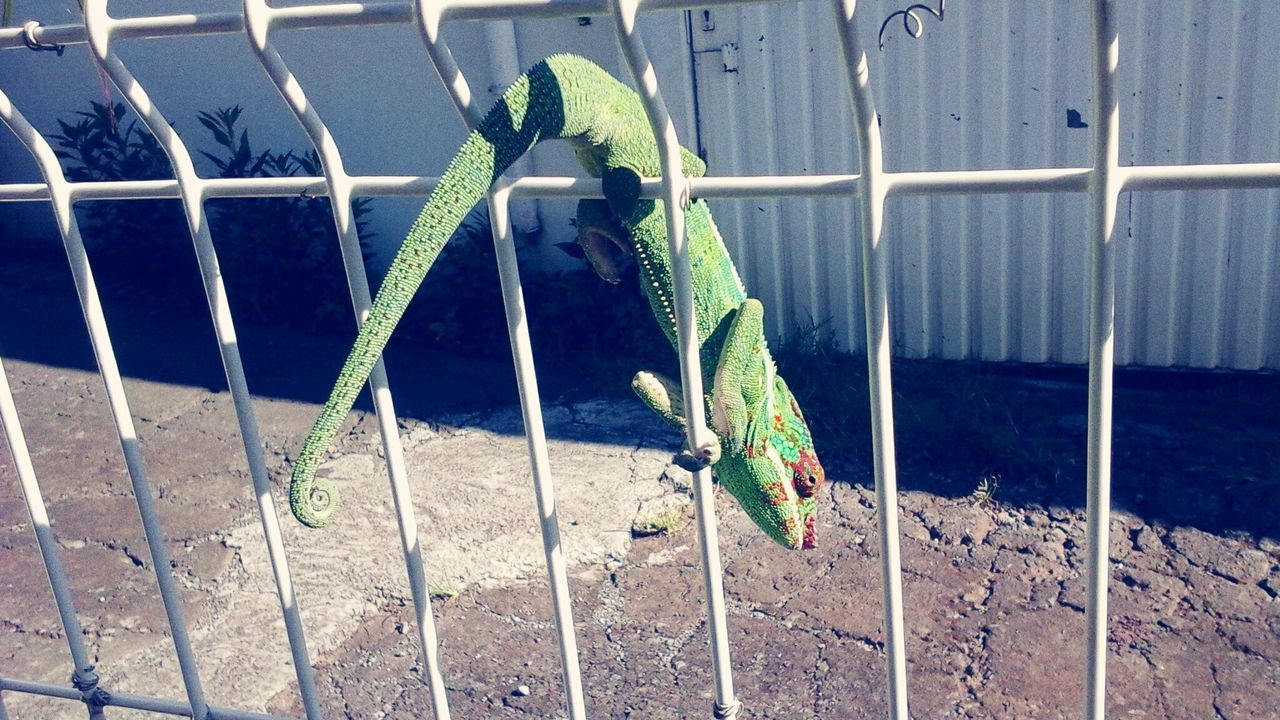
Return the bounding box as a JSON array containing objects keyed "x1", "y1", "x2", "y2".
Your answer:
[
  {"x1": 210, "y1": 126, "x2": 231, "y2": 148},
  {"x1": 295, "y1": 152, "x2": 317, "y2": 175},
  {"x1": 236, "y1": 129, "x2": 251, "y2": 159},
  {"x1": 247, "y1": 150, "x2": 271, "y2": 177},
  {"x1": 199, "y1": 150, "x2": 229, "y2": 173},
  {"x1": 196, "y1": 114, "x2": 222, "y2": 135}
]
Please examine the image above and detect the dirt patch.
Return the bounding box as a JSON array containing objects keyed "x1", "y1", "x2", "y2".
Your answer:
[
  {"x1": 262, "y1": 483, "x2": 1280, "y2": 719},
  {"x1": 1, "y1": 257, "x2": 1277, "y2": 719}
]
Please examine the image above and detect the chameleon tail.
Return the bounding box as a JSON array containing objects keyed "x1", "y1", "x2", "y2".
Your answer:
[{"x1": 289, "y1": 59, "x2": 578, "y2": 528}]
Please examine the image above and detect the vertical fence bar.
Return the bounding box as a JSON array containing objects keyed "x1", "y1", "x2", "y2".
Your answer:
[
  {"x1": 831, "y1": 1, "x2": 911, "y2": 718},
  {"x1": 81, "y1": 2, "x2": 313, "y2": 717},
  {"x1": 487, "y1": 185, "x2": 589, "y2": 720},
  {"x1": 413, "y1": 0, "x2": 483, "y2": 128},
  {"x1": 0, "y1": 356, "x2": 107, "y2": 720},
  {"x1": 411, "y1": 4, "x2": 588, "y2": 717},
  {"x1": 241, "y1": 3, "x2": 452, "y2": 718},
  {"x1": 1084, "y1": 1, "x2": 1119, "y2": 718},
  {"x1": 5, "y1": 50, "x2": 217, "y2": 720},
  {"x1": 0, "y1": 90, "x2": 113, "y2": 720},
  {"x1": 608, "y1": 1, "x2": 739, "y2": 718}
]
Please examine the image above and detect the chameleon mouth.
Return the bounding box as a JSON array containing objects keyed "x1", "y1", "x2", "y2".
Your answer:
[
  {"x1": 578, "y1": 227, "x2": 633, "y2": 285},
  {"x1": 801, "y1": 512, "x2": 817, "y2": 549}
]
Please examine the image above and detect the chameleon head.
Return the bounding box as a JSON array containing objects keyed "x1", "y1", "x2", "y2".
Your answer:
[{"x1": 717, "y1": 375, "x2": 824, "y2": 550}]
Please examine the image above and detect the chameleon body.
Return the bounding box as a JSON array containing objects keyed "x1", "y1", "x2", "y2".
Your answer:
[{"x1": 289, "y1": 54, "x2": 824, "y2": 549}]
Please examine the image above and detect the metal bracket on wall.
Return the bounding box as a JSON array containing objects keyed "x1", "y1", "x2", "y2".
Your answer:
[
  {"x1": 878, "y1": 0, "x2": 946, "y2": 50},
  {"x1": 720, "y1": 42, "x2": 739, "y2": 72}
]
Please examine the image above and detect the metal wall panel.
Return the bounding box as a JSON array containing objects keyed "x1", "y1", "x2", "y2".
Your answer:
[
  {"x1": 2, "y1": 0, "x2": 1275, "y2": 369},
  {"x1": 690, "y1": 0, "x2": 1279, "y2": 369}
]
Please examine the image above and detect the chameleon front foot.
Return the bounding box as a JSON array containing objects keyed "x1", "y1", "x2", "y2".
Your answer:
[{"x1": 674, "y1": 436, "x2": 722, "y2": 472}]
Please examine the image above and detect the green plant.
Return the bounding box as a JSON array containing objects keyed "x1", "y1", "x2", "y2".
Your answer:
[
  {"x1": 197, "y1": 106, "x2": 376, "y2": 326},
  {"x1": 52, "y1": 100, "x2": 189, "y2": 273},
  {"x1": 971, "y1": 474, "x2": 1000, "y2": 507},
  {"x1": 631, "y1": 503, "x2": 689, "y2": 537},
  {"x1": 428, "y1": 584, "x2": 459, "y2": 601},
  {"x1": 50, "y1": 102, "x2": 376, "y2": 330}
]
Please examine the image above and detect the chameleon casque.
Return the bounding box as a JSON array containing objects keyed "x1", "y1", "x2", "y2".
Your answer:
[{"x1": 289, "y1": 54, "x2": 825, "y2": 550}]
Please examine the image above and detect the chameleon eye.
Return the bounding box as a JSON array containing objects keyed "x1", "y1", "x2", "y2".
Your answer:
[{"x1": 792, "y1": 453, "x2": 825, "y2": 498}]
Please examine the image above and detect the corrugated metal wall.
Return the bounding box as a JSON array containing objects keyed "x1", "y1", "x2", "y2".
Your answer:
[
  {"x1": 2, "y1": 1, "x2": 1276, "y2": 369},
  {"x1": 689, "y1": 0, "x2": 1280, "y2": 370}
]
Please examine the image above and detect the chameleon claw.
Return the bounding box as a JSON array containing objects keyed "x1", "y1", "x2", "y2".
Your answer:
[{"x1": 674, "y1": 436, "x2": 721, "y2": 472}]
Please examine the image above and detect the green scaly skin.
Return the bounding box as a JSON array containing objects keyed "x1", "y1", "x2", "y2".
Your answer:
[{"x1": 290, "y1": 54, "x2": 825, "y2": 550}]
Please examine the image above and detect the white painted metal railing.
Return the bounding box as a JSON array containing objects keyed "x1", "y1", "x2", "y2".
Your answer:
[{"x1": 1, "y1": 1, "x2": 1279, "y2": 719}]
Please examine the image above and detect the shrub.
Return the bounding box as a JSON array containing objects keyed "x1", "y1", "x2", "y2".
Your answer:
[{"x1": 50, "y1": 102, "x2": 375, "y2": 330}]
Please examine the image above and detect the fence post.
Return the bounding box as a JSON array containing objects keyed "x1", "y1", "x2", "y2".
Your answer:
[
  {"x1": 412, "y1": 3, "x2": 592, "y2": 717},
  {"x1": 81, "y1": 0, "x2": 336, "y2": 715},
  {"x1": 831, "y1": 1, "x2": 911, "y2": 718},
  {"x1": 609, "y1": 1, "x2": 741, "y2": 717},
  {"x1": 0, "y1": 90, "x2": 115, "y2": 720},
  {"x1": 242, "y1": 2, "x2": 454, "y2": 716},
  {"x1": 1084, "y1": 0, "x2": 1119, "y2": 718}
]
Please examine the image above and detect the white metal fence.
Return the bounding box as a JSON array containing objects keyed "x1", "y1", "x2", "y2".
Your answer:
[{"x1": 0, "y1": 1, "x2": 1277, "y2": 719}]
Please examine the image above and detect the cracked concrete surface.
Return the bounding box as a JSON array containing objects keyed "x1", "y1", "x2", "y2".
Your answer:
[
  {"x1": 258, "y1": 482, "x2": 1279, "y2": 719},
  {"x1": 1, "y1": 267, "x2": 1278, "y2": 718},
  {"x1": 1, "y1": 377, "x2": 687, "y2": 718}
]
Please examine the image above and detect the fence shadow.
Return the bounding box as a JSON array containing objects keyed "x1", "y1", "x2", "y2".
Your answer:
[{"x1": 2, "y1": 252, "x2": 1276, "y2": 545}]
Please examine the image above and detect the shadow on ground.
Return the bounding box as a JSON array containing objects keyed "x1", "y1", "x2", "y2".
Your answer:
[
  {"x1": 2, "y1": 251, "x2": 1275, "y2": 545},
  {"x1": 3, "y1": 252, "x2": 1278, "y2": 719}
]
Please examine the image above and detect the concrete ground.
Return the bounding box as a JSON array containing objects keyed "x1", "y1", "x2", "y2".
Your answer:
[{"x1": 1, "y1": 259, "x2": 1278, "y2": 719}]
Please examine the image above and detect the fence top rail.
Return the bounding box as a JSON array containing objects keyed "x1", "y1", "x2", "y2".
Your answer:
[{"x1": 0, "y1": 0, "x2": 787, "y2": 51}]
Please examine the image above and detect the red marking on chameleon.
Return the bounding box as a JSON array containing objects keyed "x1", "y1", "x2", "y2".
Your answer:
[
  {"x1": 781, "y1": 515, "x2": 799, "y2": 542},
  {"x1": 764, "y1": 481, "x2": 790, "y2": 507},
  {"x1": 802, "y1": 514, "x2": 817, "y2": 549},
  {"x1": 789, "y1": 395, "x2": 807, "y2": 423}
]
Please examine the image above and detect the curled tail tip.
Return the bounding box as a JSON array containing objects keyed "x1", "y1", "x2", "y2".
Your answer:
[{"x1": 288, "y1": 462, "x2": 341, "y2": 529}]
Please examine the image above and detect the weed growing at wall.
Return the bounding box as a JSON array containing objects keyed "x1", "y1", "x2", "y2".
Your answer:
[{"x1": 50, "y1": 102, "x2": 373, "y2": 330}]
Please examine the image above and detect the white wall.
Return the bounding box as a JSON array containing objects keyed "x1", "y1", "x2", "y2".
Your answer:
[
  {"x1": 3, "y1": 1, "x2": 1277, "y2": 369},
  {"x1": 690, "y1": 0, "x2": 1280, "y2": 370},
  {"x1": 0, "y1": 0, "x2": 694, "y2": 276}
]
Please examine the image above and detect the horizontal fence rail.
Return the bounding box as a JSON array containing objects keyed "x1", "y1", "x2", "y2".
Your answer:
[
  {"x1": 1, "y1": 1, "x2": 1278, "y2": 719},
  {"x1": 9, "y1": 161, "x2": 1280, "y2": 203}
]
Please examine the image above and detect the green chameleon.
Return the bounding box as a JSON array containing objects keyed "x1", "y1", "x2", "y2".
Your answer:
[{"x1": 289, "y1": 54, "x2": 825, "y2": 550}]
